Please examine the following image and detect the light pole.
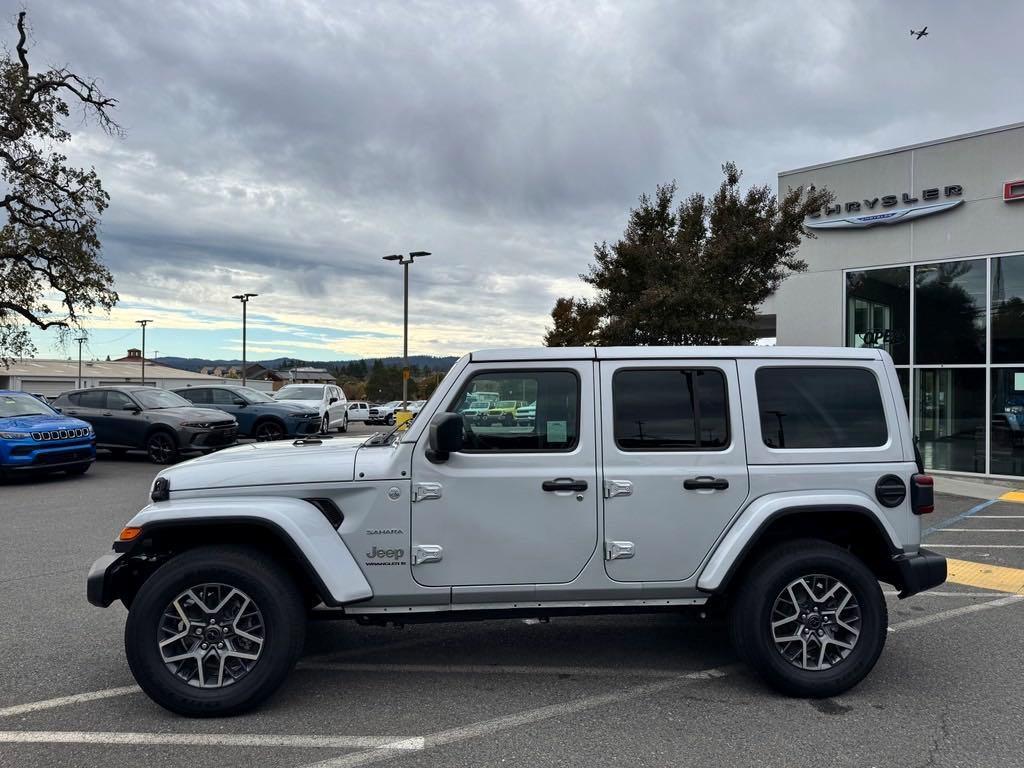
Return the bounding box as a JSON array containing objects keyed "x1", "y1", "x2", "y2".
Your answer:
[
  {"x1": 135, "y1": 319, "x2": 153, "y2": 385},
  {"x1": 231, "y1": 293, "x2": 258, "y2": 386},
  {"x1": 75, "y1": 336, "x2": 87, "y2": 388},
  {"x1": 382, "y1": 251, "x2": 430, "y2": 407}
]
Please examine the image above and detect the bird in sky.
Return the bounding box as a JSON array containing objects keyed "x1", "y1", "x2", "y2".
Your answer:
[{"x1": 911, "y1": 27, "x2": 929, "y2": 40}]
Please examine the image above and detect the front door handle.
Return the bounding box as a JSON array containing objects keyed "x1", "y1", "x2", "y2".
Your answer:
[
  {"x1": 683, "y1": 476, "x2": 729, "y2": 491},
  {"x1": 542, "y1": 477, "x2": 588, "y2": 493}
]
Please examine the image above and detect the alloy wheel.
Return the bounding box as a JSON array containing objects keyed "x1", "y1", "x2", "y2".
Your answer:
[
  {"x1": 770, "y1": 574, "x2": 861, "y2": 671},
  {"x1": 255, "y1": 422, "x2": 283, "y2": 441},
  {"x1": 157, "y1": 583, "x2": 265, "y2": 689},
  {"x1": 147, "y1": 433, "x2": 175, "y2": 463}
]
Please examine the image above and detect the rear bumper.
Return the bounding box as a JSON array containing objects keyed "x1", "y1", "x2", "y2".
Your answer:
[
  {"x1": 893, "y1": 548, "x2": 947, "y2": 599},
  {"x1": 87, "y1": 552, "x2": 126, "y2": 607}
]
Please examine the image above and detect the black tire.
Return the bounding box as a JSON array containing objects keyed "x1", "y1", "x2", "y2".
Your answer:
[
  {"x1": 385, "y1": 414, "x2": 395, "y2": 426},
  {"x1": 729, "y1": 539, "x2": 887, "y2": 698},
  {"x1": 146, "y1": 430, "x2": 179, "y2": 465},
  {"x1": 338, "y1": 415, "x2": 348, "y2": 433},
  {"x1": 124, "y1": 545, "x2": 306, "y2": 717},
  {"x1": 320, "y1": 414, "x2": 330, "y2": 434},
  {"x1": 254, "y1": 420, "x2": 285, "y2": 442},
  {"x1": 65, "y1": 462, "x2": 92, "y2": 476}
]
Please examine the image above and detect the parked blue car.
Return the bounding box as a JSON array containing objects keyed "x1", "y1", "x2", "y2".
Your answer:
[
  {"x1": 172, "y1": 385, "x2": 322, "y2": 441},
  {"x1": 0, "y1": 390, "x2": 96, "y2": 478}
]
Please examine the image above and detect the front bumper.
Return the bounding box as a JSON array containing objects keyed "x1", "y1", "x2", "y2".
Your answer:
[
  {"x1": 893, "y1": 548, "x2": 947, "y2": 598},
  {"x1": 87, "y1": 551, "x2": 126, "y2": 607},
  {"x1": 1, "y1": 440, "x2": 95, "y2": 470},
  {"x1": 185, "y1": 425, "x2": 238, "y2": 450}
]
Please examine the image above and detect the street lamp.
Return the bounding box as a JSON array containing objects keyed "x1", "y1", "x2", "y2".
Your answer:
[
  {"x1": 382, "y1": 251, "x2": 430, "y2": 407},
  {"x1": 231, "y1": 293, "x2": 259, "y2": 386},
  {"x1": 135, "y1": 320, "x2": 153, "y2": 385},
  {"x1": 75, "y1": 336, "x2": 87, "y2": 389}
]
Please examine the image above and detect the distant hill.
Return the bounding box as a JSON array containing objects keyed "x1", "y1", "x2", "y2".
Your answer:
[{"x1": 156, "y1": 354, "x2": 459, "y2": 374}]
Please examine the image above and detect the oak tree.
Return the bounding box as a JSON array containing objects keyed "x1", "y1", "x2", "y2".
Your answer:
[{"x1": 1, "y1": 11, "x2": 120, "y2": 362}]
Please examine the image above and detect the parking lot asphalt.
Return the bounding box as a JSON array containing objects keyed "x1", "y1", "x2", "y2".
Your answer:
[{"x1": 2, "y1": 451, "x2": 1024, "y2": 768}]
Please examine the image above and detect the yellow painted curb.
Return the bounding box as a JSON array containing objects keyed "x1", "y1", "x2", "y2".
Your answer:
[
  {"x1": 998, "y1": 491, "x2": 1024, "y2": 503},
  {"x1": 946, "y1": 558, "x2": 1024, "y2": 594}
]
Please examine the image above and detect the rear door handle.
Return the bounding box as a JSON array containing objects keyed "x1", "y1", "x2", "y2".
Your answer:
[
  {"x1": 542, "y1": 477, "x2": 588, "y2": 493},
  {"x1": 683, "y1": 476, "x2": 729, "y2": 491}
]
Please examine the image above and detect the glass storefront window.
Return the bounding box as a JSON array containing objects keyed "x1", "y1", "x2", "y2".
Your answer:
[
  {"x1": 915, "y1": 368, "x2": 985, "y2": 473},
  {"x1": 896, "y1": 369, "x2": 910, "y2": 414},
  {"x1": 845, "y1": 268, "x2": 910, "y2": 364},
  {"x1": 914, "y1": 261, "x2": 986, "y2": 364},
  {"x1": 990, "y1": 368, "x2": 1024, "y2": 476},
  {"x1": 991, "y1": 254, "x2": 1024, "y2": 363}
]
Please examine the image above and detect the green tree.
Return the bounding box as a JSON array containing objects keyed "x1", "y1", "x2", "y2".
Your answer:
[
  {"x1": 366, "y1": 363, "x2": 403, "y2": 401},
  {"x1": 1, "y1": 12, "x2": 120, "y2": 361},
  {"x1": 546, "y1": 163, "x2": 832, "y2": 346}
]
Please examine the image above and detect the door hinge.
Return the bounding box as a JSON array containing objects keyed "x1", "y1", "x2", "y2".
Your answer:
[
  {"x1": 412, "y1": 482, "x2": 443, "y2": 502},
  {"x1": 603, "y1": 479, "x2": 633, "y2": 499},
  {"x1": 412, "y1": 544, "x2": 443, "y2": 565},
  {"x1": 605, "y1": 541, "x2": 635, "y2": 561}
]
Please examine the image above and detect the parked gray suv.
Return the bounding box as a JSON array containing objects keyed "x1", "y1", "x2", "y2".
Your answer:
[{"x1": 53, "y1": 386, "x2": 238, "y2": 464}]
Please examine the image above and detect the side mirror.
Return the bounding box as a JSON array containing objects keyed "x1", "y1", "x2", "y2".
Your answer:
[
  {"x1": 426, "y1": 412, "x2": 464, "y2": 463},
  {"x1": 329, "y1": 397, "x2": 339, "y2": 404},
  {"x1": 233, "y1": 398, "x2": 247, "y2": 406},
  {"x1": 123, "y1": 403, "x2": 139, "y2": 412}
]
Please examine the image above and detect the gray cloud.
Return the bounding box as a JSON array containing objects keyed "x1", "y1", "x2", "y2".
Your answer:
[{"x1": 16, "y1": 0, "x2": 1024, "y2": 358}]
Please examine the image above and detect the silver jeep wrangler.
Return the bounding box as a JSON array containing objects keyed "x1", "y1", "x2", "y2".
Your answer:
[{"x1": 88, "y1": 346, "x2": 946, "y2": 716}]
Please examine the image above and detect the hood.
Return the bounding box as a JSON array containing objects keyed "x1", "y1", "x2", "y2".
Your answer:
[
  {"x1": 273, "y1": 398, "x2": 321, "y2": 409},
  {"x1": 0, "y1": 413, "x2": 92, "y2": 432},
  {"x1": 151, "y1": 406, "x2": 236, "y2": 423},
  {"x1": 262, "y1": 401, "x2": 320, "y2": 415},
  {"x1": 158, "y1": 436, "x2": 365, "y2": 493}
]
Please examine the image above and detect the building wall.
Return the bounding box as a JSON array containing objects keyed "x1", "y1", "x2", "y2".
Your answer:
[{"x1": 775, "y1": 123, "x2": 1024, "y2": 478}]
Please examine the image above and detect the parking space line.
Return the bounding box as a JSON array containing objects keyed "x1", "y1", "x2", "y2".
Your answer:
[
  {"x1": 970, "y1": 515, "x2": 1024, "y2": 519},
  {"x1": 923, "y1": 498, "x2": 997, "y2": 536},
  {"x1": 0, "y1": 686, "x2": 140, "y2": 718},
  {"x1": 932, "y1": 528, "x2": 1024, "y2": 532},
  {"x1": 945, "y1": 558, "x2": 1024, "y2": 594},
  {"x1": 882, "y1": 589, "x2": 1007, "y2": 597},
  {"x1": 301, "y1": 665, "x2": 738, "y2": 768},
  {"x1": 299, "y1": 662, "x2": 683, "y2": 678},
  {"x1": 928, "y1": 544, "x2": 1024, "y2": 548},
  {"x1": 888, "y1": 594, "x2": 1024, "y2": 632},
  {"x1": 0, "y1": 731, "x2": 425, "y2": 750}
]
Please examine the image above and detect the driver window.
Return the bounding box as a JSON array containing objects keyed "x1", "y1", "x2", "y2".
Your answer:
[
  {"x1": 209, "y1": 388, "x2": 238, "y2": 405},
  {"x1": 449, "y1": 370, "x2": 579, "y2": 452},
  {"x1": 106, "y1": 391, "x2": 134, "y2": 410}
]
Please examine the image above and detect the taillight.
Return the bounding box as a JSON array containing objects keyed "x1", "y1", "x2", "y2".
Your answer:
[{"x1": 911, "y1": 474, "x2": 934, "y2": 515}]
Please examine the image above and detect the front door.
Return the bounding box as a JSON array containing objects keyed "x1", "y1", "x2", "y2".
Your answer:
[
  {"x1": 104, "y1": 390, "x2": 147, "y2": 448},
  {"x1": 410, "y1": 362, "x2": 599, "y2": 587},
  {"x1": 599, "y1": 359, "x2": 749, "y2": 582}
]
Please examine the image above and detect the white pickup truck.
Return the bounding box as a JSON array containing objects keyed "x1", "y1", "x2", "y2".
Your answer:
[{"x1": 89, "y1": 346, "x2": 944, "y2": 716}]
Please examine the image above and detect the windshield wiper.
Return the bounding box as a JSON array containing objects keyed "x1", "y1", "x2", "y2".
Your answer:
[{"x1": 364, "y1": 424, "x2": 402, "y2": 446}]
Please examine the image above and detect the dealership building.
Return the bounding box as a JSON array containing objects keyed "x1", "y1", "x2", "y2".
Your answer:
[{"x1": 764, "y1": 121, "x2": 1024, "y2": 478}]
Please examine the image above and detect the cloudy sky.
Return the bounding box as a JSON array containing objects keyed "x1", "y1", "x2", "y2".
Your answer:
[{"x1": 18, "y1": 0, "x2": 1024, "y2": 362}]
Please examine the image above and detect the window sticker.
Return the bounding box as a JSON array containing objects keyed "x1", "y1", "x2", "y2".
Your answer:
[{"x1": 547, "y1": 420, "x2": 568, "y2": 443}]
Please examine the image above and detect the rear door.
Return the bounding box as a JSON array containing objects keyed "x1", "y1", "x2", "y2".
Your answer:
[{"x1": 599, "y1": 359, "x2": 749, "y2": 582}]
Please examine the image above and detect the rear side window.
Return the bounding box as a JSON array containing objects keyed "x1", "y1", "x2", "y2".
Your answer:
[
  {"x1": 78, "y1": 390, "x2": 106, "y2": 409},
  {"x1": 180, "y1": 389, "x2": 210, "y2": 404},
  {"x1": 756, "y1": 367, "x2": 888, "y2": 449},
  {"x1": 612, "y1": 369, "x2": 729, "y2": 451}
]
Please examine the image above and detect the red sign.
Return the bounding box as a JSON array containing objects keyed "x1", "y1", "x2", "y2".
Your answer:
[{"x1": 1004, "y1": 180, "x2": 1024, "y2": 202}]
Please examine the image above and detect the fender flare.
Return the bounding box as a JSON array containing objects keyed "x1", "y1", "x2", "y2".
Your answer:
[
  {"x1": 697, "y1": 492, "x2": 902, "y2": 593},
  {"x1": 119, "y1": 497, "x2": 372, "y2": 606}
]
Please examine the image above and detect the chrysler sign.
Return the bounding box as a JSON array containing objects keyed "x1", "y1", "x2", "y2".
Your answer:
[{"x1": 807, "y1": 184, "x2": 964, "y2": 229}]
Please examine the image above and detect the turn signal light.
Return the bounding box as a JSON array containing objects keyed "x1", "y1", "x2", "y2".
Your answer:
[{"x1": 118, "y1": 526, "x2": 143, "y2": 542}]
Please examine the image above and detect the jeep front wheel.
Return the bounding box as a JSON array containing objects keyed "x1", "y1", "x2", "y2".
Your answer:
[
  {"x1": 729, "y1": 540, "x2": 887, "y2": 698},
  {"x1": 124, "y1": 546, "x2": 306, "y2": 717}
]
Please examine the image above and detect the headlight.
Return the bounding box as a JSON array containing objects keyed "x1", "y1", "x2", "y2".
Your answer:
[
  {"x1": 0, "y1": 431, "x2": 31, "y2": 439},
  {"x1": 180, "y1": 421, "x2": 213, "y2": 429}
]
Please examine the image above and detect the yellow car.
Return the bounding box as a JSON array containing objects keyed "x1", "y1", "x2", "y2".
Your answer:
[{"x1": 482, "y1": 400, "x2": 522, "y2": 426}]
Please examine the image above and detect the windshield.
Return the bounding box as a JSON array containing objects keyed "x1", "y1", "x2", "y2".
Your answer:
[
  {"x1": 132, "y1": 389, "x2": 191, "y2": 409},
  {"x1": 238, "y1": 387, "x2": 275, "y2": 403},
  {"x1": 364, "y1": 356, "x2": 466, "y2": 447},
  {"x1": 0, "y1": 393, "x2": 56, "y2": 419},
  {"x1": 276, "y1": 387, "x2": 324, "y2": 400}
]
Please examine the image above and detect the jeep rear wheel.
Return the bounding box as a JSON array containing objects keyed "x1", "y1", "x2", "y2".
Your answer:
[
  {"x1": 729, "y1": 540, "x2": 887, "y2": 698},
  {"x1": 125, "y1": 546, "x2": 305, "y2": 717}
]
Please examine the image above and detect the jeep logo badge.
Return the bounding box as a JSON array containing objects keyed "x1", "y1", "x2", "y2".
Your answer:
[{"x1": 366, "y1": 546, "x2": 405, "y2": 560}]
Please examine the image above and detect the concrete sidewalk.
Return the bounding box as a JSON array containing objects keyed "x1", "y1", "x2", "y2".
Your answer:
[{"x1": 932, "y1": 473, "x2": 1021, "y2": 500}]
